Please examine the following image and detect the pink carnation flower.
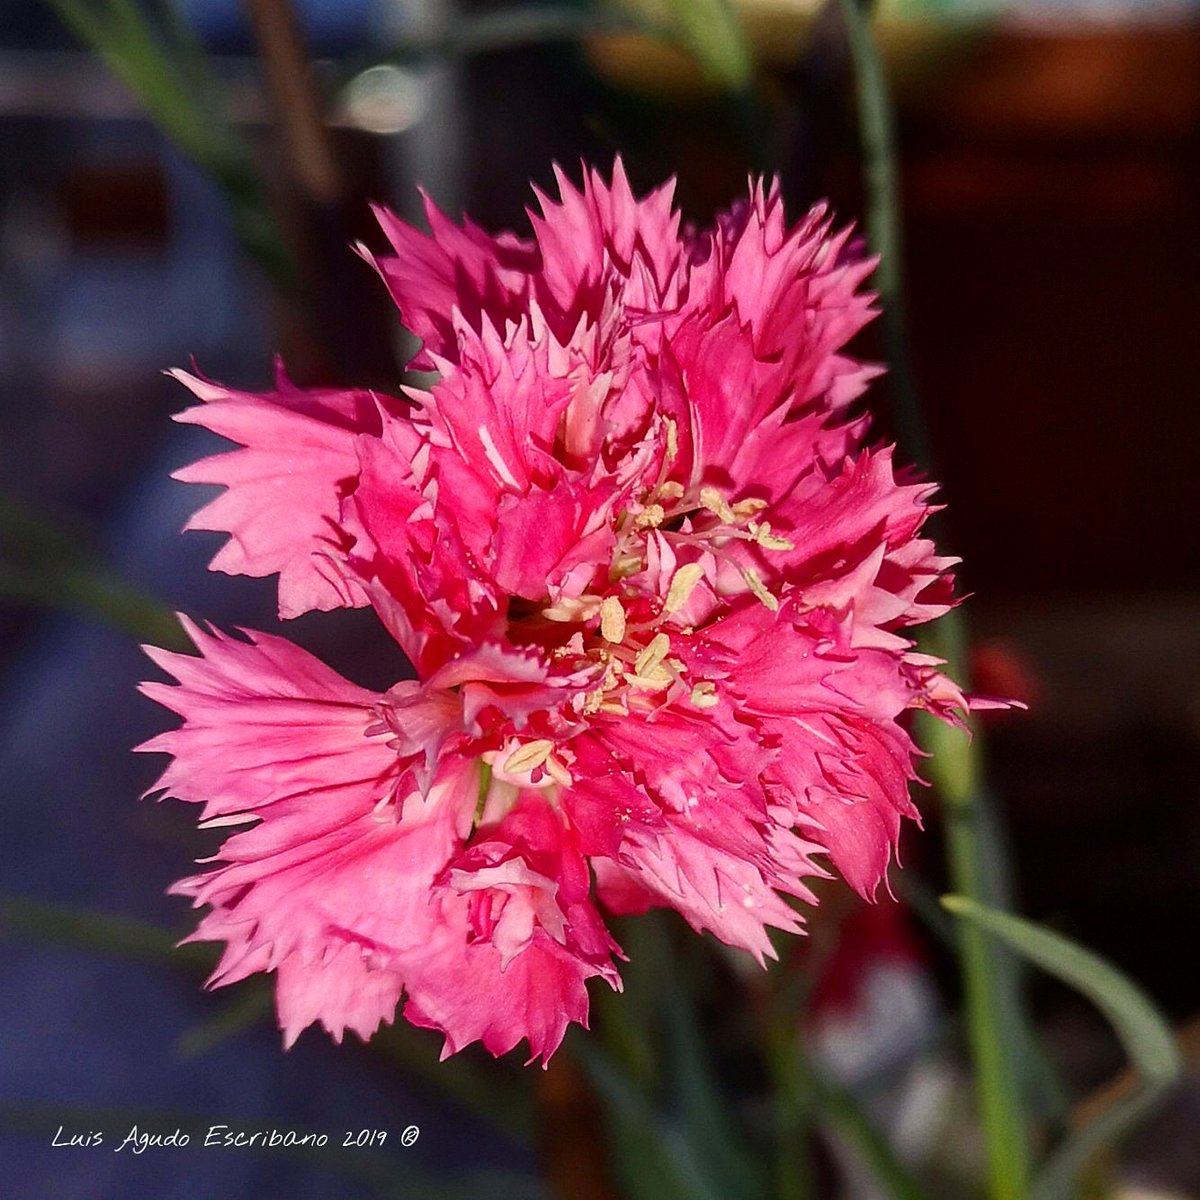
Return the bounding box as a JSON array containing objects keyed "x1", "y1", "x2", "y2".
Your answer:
[{"x1": 141, "y1": 160, "x2": 980, "y2": 1063}]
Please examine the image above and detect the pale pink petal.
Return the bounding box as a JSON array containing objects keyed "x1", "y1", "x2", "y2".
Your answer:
[{"x1": 170, "y1": 367, "x2": 391, "y2": 618}]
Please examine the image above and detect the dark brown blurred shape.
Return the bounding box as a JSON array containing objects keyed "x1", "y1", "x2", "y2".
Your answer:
[
  {"x1": 61, "y1": 162, "x2": 169, "y2": 244},
  {"x1": 899, "y1": 26, "x2": 1200, "y2": 600}
]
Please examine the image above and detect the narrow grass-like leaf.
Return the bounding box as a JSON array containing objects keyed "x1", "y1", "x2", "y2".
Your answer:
[
  {"x1": 943, "y1": 896, "x2": 1182, "y2": 1200},
  {"x1": 0, "y1": 496, "x2": 185, "y2": 645},
  {"x1": 174, "y1": 984, "x2": 275, "y2": 1060},
  {"x1": 0, "y1": 893, "x2": 213, "y2": 971},
  {"x1": 571, "y1": 1037, "x2": 724, "y2": 1200},
  {"x1": 659, "y1": 943, "x2": 767, "y2": 1200},
  {"x1": 43, "y1": 0, "x2": 294, "y2": 287},
  {"x1": 370, "y1": 1024, "x2": 535, "y2": 1145},
  {"x1": 2, "y1": 893, "x2": 537, "y2": 1146}
]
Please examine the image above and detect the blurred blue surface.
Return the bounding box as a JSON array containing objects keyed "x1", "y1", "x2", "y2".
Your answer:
[{"x1": 0, "y1": 20, "x2": 533, "y2": 1192}]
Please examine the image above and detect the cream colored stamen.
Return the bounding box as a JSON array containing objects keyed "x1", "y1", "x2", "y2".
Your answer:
[
  {"x1": 733, "y1": 497, "x2": 768, "y2": 518},
  {"x1": 665, "y1": 419, "x2": 679, "y2": 464},
  {"x1": 664, "y1": 563, "x2": 704, "y2": 614},
  {"x1": 743, "y1": 567, "x2": 780, "y2": 612},
  {"x1": 544, "y1": 756, "x2": 574, "y2": 788},
  {"x1": 599, "y1": 596, "x2": 627, "y2": 643},
  {"x1": 690, "y1": 681, "x2": 719, "y2": 709},
  {"x1": 543, "y1": 594, "x2": 602, "y2": 622},
  {"x1": 635, "y1": 632, "x2": 671, "y2": 677},
  {"x1": 699, "y1": 486, "x2": 736, "y2": 524},
  {"x1": 748, "y1": 520, "x2": 795, "y2": 551},
  {"x1": 504, "y1": 739, "x2": 554, "y2": 774},
  {"x1": 626, "y1": 669, "x2": 673, "y2": 692}
]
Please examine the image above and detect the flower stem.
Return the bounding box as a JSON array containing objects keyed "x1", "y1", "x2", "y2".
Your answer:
[
  {"x1": 922, "y1": 689, "x2": 1031, "y2": 1200},
  {"x1": 834, "y1": 1, "x2": 1031, "y2": 1195}
]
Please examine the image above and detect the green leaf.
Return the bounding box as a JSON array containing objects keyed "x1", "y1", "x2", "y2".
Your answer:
[
  {"x1": 43, "y1": 0, "x2": 294, "y2": 288},
  {"x1": 571, "y1": 1037, "x2": 725, "y2": 1200},
  {"x1": 370, "y1": 1024, "x2": 536, "y2": 1145},
  {"x1": 658, "y1": 944, "x2": 767, "y2": 1200},
  {"x1": 803, "y1": 1063, "x2": 930, "y2": 1200},
  {"x1": 942, "y1": 896, "x2": 1182, "y2": 1199},
  {"x1": 576, "y1": 914, "x2": 764, "y2": 1200},
  {"x1": 2, "y1": 892, "x2": 537, "y2": 1150},
  {"x1": 174, "y1": 984, "x2": 275, "y2": 1060},
  {"x1": 346, "y1": 4, "x2": 650, "y2": 71},
  {"x1": 658, "y1": 0, "x2": 754, "y2": 92},
  {"x1": 0, "y1": 893, "x2": 214, "y2": 971},
  {"x1": 0, "y1": 496, "x2": 185, "y2": 646}
]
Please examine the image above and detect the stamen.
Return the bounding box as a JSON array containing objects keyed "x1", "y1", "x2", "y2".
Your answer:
[
  {"x1": 635, "y1": 632, "x2": 671, "y2": 676},
  {"x1": 749, "y1": 520, "x2": 794, "y2": 551},
  {"x1": 690, "y1": 681, "x2": 719, "y2": 709},
  {"x1": 732, "y1": 497, "x2": 768, "y2": 518},
  {"x1": 599, "y1": 596, "x2": 627, "y2": 643},
  {"x1": 610, "y1": 552, "x2": 643, "y2": 579},
  {"x1": 664, "y1": 563, "x2": 704, "y2": 613},
  {"x1": 699, "y1": 486, "x2": 736, "y2": 524},
  {"x1": 543, "y1": 594, "x2": 602, "y2": 622},
  {"x1": 743, "y1": 567, "x2": 780, "y2": 612},
  {"x1": 635, "y1": 503, "x2": 665, "y2": 529},
  {"x1": 544, "y1": 756, "x2": 574, "y2": 788},
  {"x1": 505, "y1": 739, "x2": 554, "y2": 774},
  {"x1": 626, "y1": 670, "x2": 673, "y2": 692},
  {"x1": 665, "y1": 419, "x2": 679, "y2": 464}
]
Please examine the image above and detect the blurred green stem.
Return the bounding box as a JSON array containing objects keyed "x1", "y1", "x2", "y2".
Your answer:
[
  {"x1": 766, "y1": 1018, "x2": 817, "y2": 1200},
  {"x1": 835, "y1": 0, "x2": 1030, "y2": 1196},
  {"x1": 924, "y1": 698, "x2": 1031, "y2": 1200},
  {"x1": 766, "y1": 967, "x2": 929, "y2": 1200},
  {"x1": 833, "y1": 0, "x2": 929, "y2": 469}
]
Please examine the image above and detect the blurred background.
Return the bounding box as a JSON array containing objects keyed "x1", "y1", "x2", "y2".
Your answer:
[{"x1": 1, "y1": 1, "x2": 1197, "y2": 1197}]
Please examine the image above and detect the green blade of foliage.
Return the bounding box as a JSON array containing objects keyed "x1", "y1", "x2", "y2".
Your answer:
[
  {"x1": 765, "y1": 1020, "x2": 816, "y2": 1200},
  {"x1": 354, "y1": 4, "x2": 650, "y2": 69},
  {"x1": 766, "y1": 1000, "x2": 929, "y2": 1200},
  {"x1": 943, "y1": 896, "x2": 1182, "y2": 1200},
  {"x1": 799, "y1": 1058, "x2": 929, "y2": 1200},
  {"x1": 834, "y1": 2, "x2": 1036, "y2": 1184},
  {"x1": 346, "y1": 1, "x2": 764, "y2": 157},
  {"x1": 658, "y1": 942, "x2": 768, "y2": 1200},
  {"x1": 585, "y1": 914, "x2": 764, "y2": 1200},
  {"x1": 0, "y1": 892, "x2": 214, "y2": 971},
  {"x1": 0, "y1": 559, "x2": 184, "y2": 646},
  {"x1": 571, "y1": 1037, "x2": 725, "y2": 1200},
  {"x1": 659, "y1": 0, "x2": 754, "y2": 92},
  {"x1": 370, "y1": 1024, "x2": 536, "y2": 1145},
  {"x1": 1031, "y1": 1090, "x2": 1164, "y2": 1200},
  {"x1": 174, "y1": 984, "x2": 275, "y2": 1060},
  {"x1": 43, "y1": 0, "x2": 293, "y2": 287},
  {"x1": 0, "y1": 496, "x2": 185, "y2": 646}
]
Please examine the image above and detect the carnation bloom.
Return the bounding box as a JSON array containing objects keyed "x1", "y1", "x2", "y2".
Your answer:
[{"x1": 141, "y1": 160, "x2": 980, "y2": 1063}]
